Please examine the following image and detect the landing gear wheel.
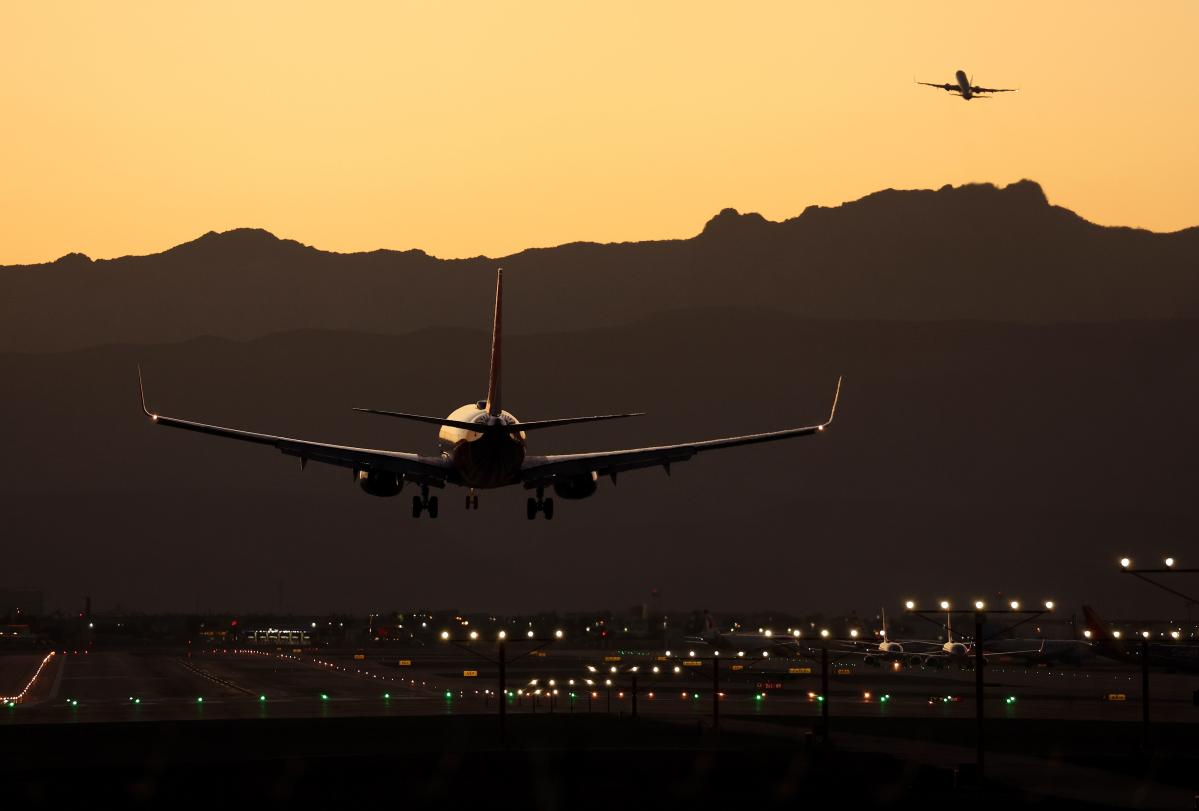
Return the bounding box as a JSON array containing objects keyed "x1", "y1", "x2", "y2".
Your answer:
[
  {"x1": 472, "y1": 495, "x2": 479, "y2": 509},
  {"x1": 527, "y1": 497, "x2": 538, "y2": 520},
  {"x1": 543, "y1": 498, "x2": 554, "y2": 520},
  {"x1": 465, "y1": 495, "x2": 473, "y2": 510},
  {"x1": 427, "y1": 496, "x2": 439, "y2": 518}
]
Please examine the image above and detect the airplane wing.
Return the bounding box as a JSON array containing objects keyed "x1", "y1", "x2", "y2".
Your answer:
[
  {"x1": 520, "y1": 378, "x2": 840, "y2": 485},
  {"x1": 916, "y1": 81, "x2": 959, "y2": 92},
  {"x1": 972, "y1": 86, "x2": 1017, "y2": 94},
  {"x1": 138, "y1": 368, "x2": 450, "y2": 485}
]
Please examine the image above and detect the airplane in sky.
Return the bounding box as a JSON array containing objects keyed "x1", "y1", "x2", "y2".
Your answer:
[
  {"x1": 916, "y1": 69, "x2": 1017, "y2": 101},
  {"x1": 138, "y1": 269, "x2": 841, "y2": 520}
]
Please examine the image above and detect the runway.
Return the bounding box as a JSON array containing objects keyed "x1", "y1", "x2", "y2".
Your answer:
[
  {"x1": 3, "y1": 646, "x2": 1195, "y2": 726},
  {"x1": 3, "y1": 646, "x2": 1196, "y2": 808}
]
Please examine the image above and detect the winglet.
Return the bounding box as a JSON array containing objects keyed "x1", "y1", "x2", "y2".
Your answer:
[
  {"x1": 817, "y1": 376, "x2": 842, "y2": 431},
  {"x1": 137, "y1": 365, "x2": 157, "y2": 420}
]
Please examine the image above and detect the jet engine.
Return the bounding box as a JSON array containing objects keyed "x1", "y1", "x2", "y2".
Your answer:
[
  {"x1": 358, "y1": 470, "x2": 403, "y2": 497},
  {"x1": 552, "y1": 472, "x2": 599, "y2": 500},
  {"x1": 943, "y1": 642, "x2": 968, "y2": 658},
  {"x1": 879, "y1": 641, "x2": 904, "y2": 655}
]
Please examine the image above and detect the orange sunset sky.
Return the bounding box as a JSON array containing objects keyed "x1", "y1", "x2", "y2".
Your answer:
[{"x1": 1, "y1": 2, "x2": 1196, "y2": 265}]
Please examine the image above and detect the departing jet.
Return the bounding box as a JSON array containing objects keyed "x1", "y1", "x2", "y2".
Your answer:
[
  {"x1": 139, "y1": 269, "x2": 840, "y2": 520},
  {"x1": 916, "y1": 69, "x2": 1017, "y2": 100}
]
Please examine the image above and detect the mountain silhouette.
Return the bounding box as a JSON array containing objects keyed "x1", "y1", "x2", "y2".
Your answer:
[{"x1": 2, "y1": 180, "x2": 1196, "y2": 353}]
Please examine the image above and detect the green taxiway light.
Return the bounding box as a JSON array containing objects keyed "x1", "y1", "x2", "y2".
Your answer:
[
  {"x1": 1005, "y1": 696, "x2": 1017, "y2": 704},
  {"x1": 196, "y1": 697, "x2": 204, "y2": 703},
  {"x1": 754, "y1": 694, "x2": 762, "y2": 701},
  {"x1": 69, "y1": 699, "x2": 79, "y2": 707},
  {"x1": 816, "y1": 695, "x2": 824, "y2": 702},
  {"x1": 6, "y1": 701, "x2": 15, "y2": 708},
  {"x1": 383, "y1": 693, "x2": 391, "y2": 700},
  {"x1": 320, "y1": 693, "x2": 329, "y2": 701},
  {"x1": 259, "y1": 695, "x2": 267, "y2": 702},
  {"x1": 444, "y1": 691, "x2": 452, "y2": 699}
]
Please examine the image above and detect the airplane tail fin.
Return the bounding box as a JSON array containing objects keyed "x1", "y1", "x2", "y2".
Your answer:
[
  {"x1": 1081, "y1": 604, "x2": 1130, "y2": 661},
  {"x1": 1081, "y1": 605, "x2": 1116, "y2": 640},
  {"x1": 485, "y1": 268, "x2": 503, "y2": 417}
]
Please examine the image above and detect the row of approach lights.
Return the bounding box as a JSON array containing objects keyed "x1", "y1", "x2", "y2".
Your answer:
[
  {"x1": 441, "y1": 629, "x2": 565, "y2": 641},
  {"x1": 903, "y1": 599, "x2": 1055, "y2": 611},
  {"x1": 1120, "y1": 557, "x2": 1179, "y2": 568}
]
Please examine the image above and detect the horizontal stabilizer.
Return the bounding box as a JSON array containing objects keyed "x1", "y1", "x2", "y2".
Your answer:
[
  {"x1": 353, "y1": 408, "x2": 644, "y2": 433},
  {"x1": 514, "y1": 413, "x2": 645, "y2": 431},
  {"x1": 352, "y1": 408, "x2": 485, "y2": 431}
]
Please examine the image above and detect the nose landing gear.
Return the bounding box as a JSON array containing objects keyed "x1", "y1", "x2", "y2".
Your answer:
[
  {"x1": 526, "y1": 487, "x2": 554, "y2": 520},
  {"x1": 464, "y1": 490, "x2": 480, "y2": 510},
  {"x1": 412, "y1": 485, "x2": 439, "y2": 518}
]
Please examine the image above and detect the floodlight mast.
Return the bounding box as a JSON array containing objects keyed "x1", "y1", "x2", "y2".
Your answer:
[{"x1": 1117, "y1": 556, "x2": 1199, "y2": 606}]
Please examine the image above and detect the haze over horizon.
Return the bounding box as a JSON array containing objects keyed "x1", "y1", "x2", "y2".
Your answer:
[{"x1": 2, "y1": 2, "x2": 1197, "y2": 264}]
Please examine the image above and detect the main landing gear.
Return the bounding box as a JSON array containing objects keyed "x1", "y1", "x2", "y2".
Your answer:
[
  {"x1": 412, "y1": 485, "x2": 439, "y2": 519},
  {"x1": 464, "y1": 489, "x2": 480, "y2": 510},
  {"x1": 526, "y1": 487, "x2": 554, "y2": 521}
]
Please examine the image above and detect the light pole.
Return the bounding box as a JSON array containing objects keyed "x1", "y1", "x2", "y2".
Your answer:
[
  {"x1": 820, "y1": 631, "x2": 830, "y2": 744},
  {"x1": 1118, "y1": 555, "x2": 1198, "y2": 749},
  {"x1": 1118, "y1": 557, "x2": 1199, "y2": 612},
  {"x1": 905, "y1": 599, "x2": 1054, "y2": 781},
  {"x1": 589, "y1": 663, "x2": 640, "y2": 718},
  {"x1": 712, "y1": 653, "x2": 720, "y2": 730},
  {"x1": 439, "y1": 627, "x2": 564, "y2": 744}
]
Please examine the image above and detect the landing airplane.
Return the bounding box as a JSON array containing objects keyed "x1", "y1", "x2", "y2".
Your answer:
[
  {"x1": 139, "y1": 269, "x2": 841, "y2": 520},
  {"x1": 916, "y1": 69, "x2": 1017, "y2": 101}
]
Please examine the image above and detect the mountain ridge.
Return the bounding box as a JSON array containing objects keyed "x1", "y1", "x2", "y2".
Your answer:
[
  {"x1": 2, "y1": 179, "x2": 1197, "y2": 353},
  {"x1": 15, "y1": 180, "x2": 1196, "y2": 269}
]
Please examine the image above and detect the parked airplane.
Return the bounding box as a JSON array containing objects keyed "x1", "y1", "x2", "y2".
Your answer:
[
  {"x1": 686, "y1": 610, "x2": 804, "y2": 657},
  {"x1": 1081, "y1": 605, "x2": 1199, "y2": 673},
  {"x1": 139, "y1": 269, "x2": 841, "y2": 520},
  {"x1": 916, "y1": 69, "x2": 1017, "y2": 100},
  {"x1": 858, "y1": 609, "x2": 1071, "y2": 669}
]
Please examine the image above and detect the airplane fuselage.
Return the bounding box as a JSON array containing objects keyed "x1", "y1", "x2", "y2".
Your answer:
[
  {"x1": 437, "y1": 404, "x2": 527, "y2": 488},
  {"x1": 955, "y1": 69, "x2": 972, "y2": 100}
]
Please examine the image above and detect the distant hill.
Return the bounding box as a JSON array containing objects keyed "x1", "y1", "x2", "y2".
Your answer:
[
  {"x1": 2, "y1": 180, "x2": 1197, "y2": 353},
  {"x1": 2, "y1": 310, "x2": 1196, "y2": 614}
]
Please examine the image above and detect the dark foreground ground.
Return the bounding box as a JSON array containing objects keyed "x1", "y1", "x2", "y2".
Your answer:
[{"x1": 3, "y1": 714, "x2": 1195, "y2": 809}]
